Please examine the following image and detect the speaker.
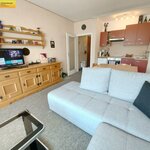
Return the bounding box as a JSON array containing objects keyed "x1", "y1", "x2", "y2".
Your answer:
[{"x1": 23, "y1": 48, "x2": 30, "y2": 56}]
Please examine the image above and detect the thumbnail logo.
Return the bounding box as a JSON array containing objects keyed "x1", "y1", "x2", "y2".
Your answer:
[{"x1": 0, "y1": 0, "x2": 16, "y2": 8}]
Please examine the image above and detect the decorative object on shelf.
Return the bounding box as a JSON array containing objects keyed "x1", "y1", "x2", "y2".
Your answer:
[
  {"x1": 22, "y1": 48, "x2": 30, "y2": 56},
  {"x1": 24, "y1": 40, "x2": 28, "y2": 44},
  {"x1": 104, "y1": 23, "x2": 109, "y2": 32},
  {"x1": 12, "y1": 40, "x2": 17, "y2": 44},
  {"x1": 48, "y1": 57, "x2": 56, "y2": 63},
  {"x1": 40, "y1": 53, "x2": 47, "y2": 63},
  {"x1": 37, "y1": 27, "x2": 41, "y2": 34},
  {"x1": 50, "y1": 41, "x2": 55, "y2": 48},
  {"x1": 16, "y1": 26, "x2": 21, "y2": 32},
  {"x1": 17, "y1": 39, "x2": 23, "y2": 44},
  {"x1": 81, "y1": 24, "x2": 86, "y2": 30},
  {"x1": 28, "y1": 40, "x2": 33, "y2": 44},
  {"x1": 33, "y1": 41, "x2": 39, "y2": 45},
  {"x1": 144, "y1": 16, "x2": 148, "y2": 22},
  {"x1": 9, "y1": 26, "x2": 15, "y2": 31},
  {"x1": 0, "y1": 20, "x2": 3, "y2": 29},
  {"x1": 138, "y1": 15, "x2": 143, "y2": 23}
]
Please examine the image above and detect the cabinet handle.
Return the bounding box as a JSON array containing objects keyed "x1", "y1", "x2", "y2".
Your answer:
[
  {"x1": 38, "y1": 75, "x2": 40, "y2": 77},
  {"x1": 5, "y1": 75, "x2": 10, "y2": 78},
  {"x1": 23, "y1": 83, "x2": 26, "y2": 86},
  {"x1": 43, "y1": 68, "x2": 46, "y2": 70},
  {"x1": 0, "y1": 96, "x2": 3, "y2": 100},
  {"x1": 36, "y1": 75, "x2": 38, "y2": 78},
  {"x1": 27, "y1": 71, "x2": 31, "y2": 73},
  {"x1": 37, "y1": 83, "x2": 40, "y2": 86}
]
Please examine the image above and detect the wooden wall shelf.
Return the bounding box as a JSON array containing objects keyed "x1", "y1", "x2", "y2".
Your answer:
[
  {"x1": 0, "y1": 24, "x2": 45, "y2": 48},
  {"x1": 0, "y1": 43, "x2": 44, "y2": 46}
]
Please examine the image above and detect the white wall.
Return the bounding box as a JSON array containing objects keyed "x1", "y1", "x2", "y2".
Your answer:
[
  {"x1": 74, "y1": 19, "x2": 101, "y2": 66},
  {"x1": 101, "y1": 17, "x2": 138, "y2": 31},
  {"x1": 0, "y1": 0, "x2": 74, "y2": 72}
]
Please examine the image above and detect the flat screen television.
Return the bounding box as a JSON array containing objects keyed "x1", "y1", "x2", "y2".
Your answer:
[{"x1": 0, "y1": 48, "x2": 25, "y2": 68}]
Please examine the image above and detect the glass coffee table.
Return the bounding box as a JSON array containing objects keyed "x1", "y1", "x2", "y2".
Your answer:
[{"x1": 0, "y1": 110, "x2": 48, "y2": 150}]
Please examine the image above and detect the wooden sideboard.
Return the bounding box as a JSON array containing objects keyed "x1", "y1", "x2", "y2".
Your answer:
[{"x1": 0, "y1": 62, "x2": 62, "y2": 108}]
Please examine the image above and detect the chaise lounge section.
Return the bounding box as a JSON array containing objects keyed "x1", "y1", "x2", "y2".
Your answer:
[{"x1": 48, "y1": 68, "x2": 150, "y2": 149}]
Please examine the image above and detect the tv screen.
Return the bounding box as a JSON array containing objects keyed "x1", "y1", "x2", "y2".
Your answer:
[{"x1": 0, "y1": 49, "x2": 24, "y2": 68}]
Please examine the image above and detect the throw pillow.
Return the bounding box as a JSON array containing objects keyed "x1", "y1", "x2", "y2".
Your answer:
[
  {"x1": 133, "y1": 81, "x2": 150, "y2": 118},
  {"x1": 80, "y1": 67, "x2": 111, "y2": 93}
]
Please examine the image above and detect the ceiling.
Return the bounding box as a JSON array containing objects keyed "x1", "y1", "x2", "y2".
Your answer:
[{"x1": 26, "y1": 0, "x2": 150, "y2": 22}]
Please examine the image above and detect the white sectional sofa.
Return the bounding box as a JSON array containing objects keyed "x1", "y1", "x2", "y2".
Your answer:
[{"x1": 48, "y1": 68, "x2": 150, "y2": 150}]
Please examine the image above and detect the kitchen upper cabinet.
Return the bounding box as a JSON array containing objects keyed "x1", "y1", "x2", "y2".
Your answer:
[
  {"x1": 124, "y1": 23, "x2": 150, "y2": 46},
  {"x1": 100, "y1": 32, "x2": 108, "y2": 47},
  {"x1": 124, "y1": 24, "x2": 138, "y2": 46},
  {"x1": 136, "y1": 23, "x2": 150, "y2": 45},
  {"x1": 109, "y1": 29, "x2": 125, "y2": 38}
]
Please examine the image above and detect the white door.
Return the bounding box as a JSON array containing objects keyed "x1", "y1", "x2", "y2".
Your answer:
[{"x1": 66, "y1": 33, "x2": 78, "y2": 76}]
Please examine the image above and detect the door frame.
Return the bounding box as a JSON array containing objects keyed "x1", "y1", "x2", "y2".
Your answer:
[
  {"x1": 76, "y1": 33, "x2": 93, "y2": 70},
  {"x1": 66, "y1": 33, "x2": 78, "y2": 76}
]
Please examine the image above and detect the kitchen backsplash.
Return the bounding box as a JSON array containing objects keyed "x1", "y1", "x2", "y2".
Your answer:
[{"x1": 108, "y1": 42, "x2": 149, "y2": 57}]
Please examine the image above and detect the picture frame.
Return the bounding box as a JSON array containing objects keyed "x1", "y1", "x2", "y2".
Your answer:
[{"x1": 50, "y1": 41, "x2": 55, "y2": 48}]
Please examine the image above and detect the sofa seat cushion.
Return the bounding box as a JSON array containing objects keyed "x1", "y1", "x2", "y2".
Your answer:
[
  {"x1": 80, "y1": 68, "x2": 111, "y2": 93},
  {"x1": 87, "y1": 123, "x2": 150, "y2": 150},
  {"x1": 48, "y1": 81, "x2": 111, "y2": 135},
  {"x1": 108, "y1": 70, "x2": 150, "y2": 102},
  {"x1": 48, "y1": 81, "x2": 150, "y2": 141},
  {"x1": 102, "y1": 99, "x2": 150, "y2": 142}
]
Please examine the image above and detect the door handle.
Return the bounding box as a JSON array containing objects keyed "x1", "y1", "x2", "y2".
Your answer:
[{"x1": 5, "y1": 75, "x2": 10, "y2": 78}]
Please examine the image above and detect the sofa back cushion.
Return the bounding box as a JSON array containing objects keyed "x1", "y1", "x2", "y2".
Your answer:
[
  {"x1": 108, "y1": 70, "x2": 150, "y2": 102},
  {"x1": 80, "y1": 67, "x2": 111, "y2": 93}
]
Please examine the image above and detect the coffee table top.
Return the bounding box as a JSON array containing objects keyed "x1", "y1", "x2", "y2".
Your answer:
[{"x1": 0, "y1": 110, "x2": 44, "y2": 150}]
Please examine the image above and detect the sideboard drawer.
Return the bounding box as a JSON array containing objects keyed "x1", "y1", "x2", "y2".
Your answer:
[
  {"x1": 37, "y1": 66, "x2": 50, "y2": 72},
  {"x1": 50, "y1": 63, "x2": 61, "y2": 69},
  {"x1": 0, "y1": 72, "x2": 18, "y2": 81},
  {"x1": 19, "y1": 69, "x2": 37, "y2": 76}
]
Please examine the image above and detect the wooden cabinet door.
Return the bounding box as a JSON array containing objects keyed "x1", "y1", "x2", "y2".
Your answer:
[
  {"x1": 20, "y1": 73, "x2": 38, "y2": 93},
  {"x1": 109, "y1": 29, "x2": 125, "y2": 38},
  {"x1": 124, "y1": 24, "x2": 138, "y2": 46},
  {"x1": 133, "y1": 59, "x2": 148, "y2": 73},
  {"x1": 51, "y1": 69, "x2": 61, "y2": 82},
  {"x1": 121, "y1": 58, "x2": 134, "y2": 65},
  {"x1": 100, "y1": 32, "x2": 108, "y2": 47},
  {"x1": 0, "y1": 78, "x2": 22, "y2": 102},
  {"x1": 38, "y1": 71, "x2": 51, "y2": 86},
  {"x1": 136, "y1": 23, "x2": 150, "y2": 45}
]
